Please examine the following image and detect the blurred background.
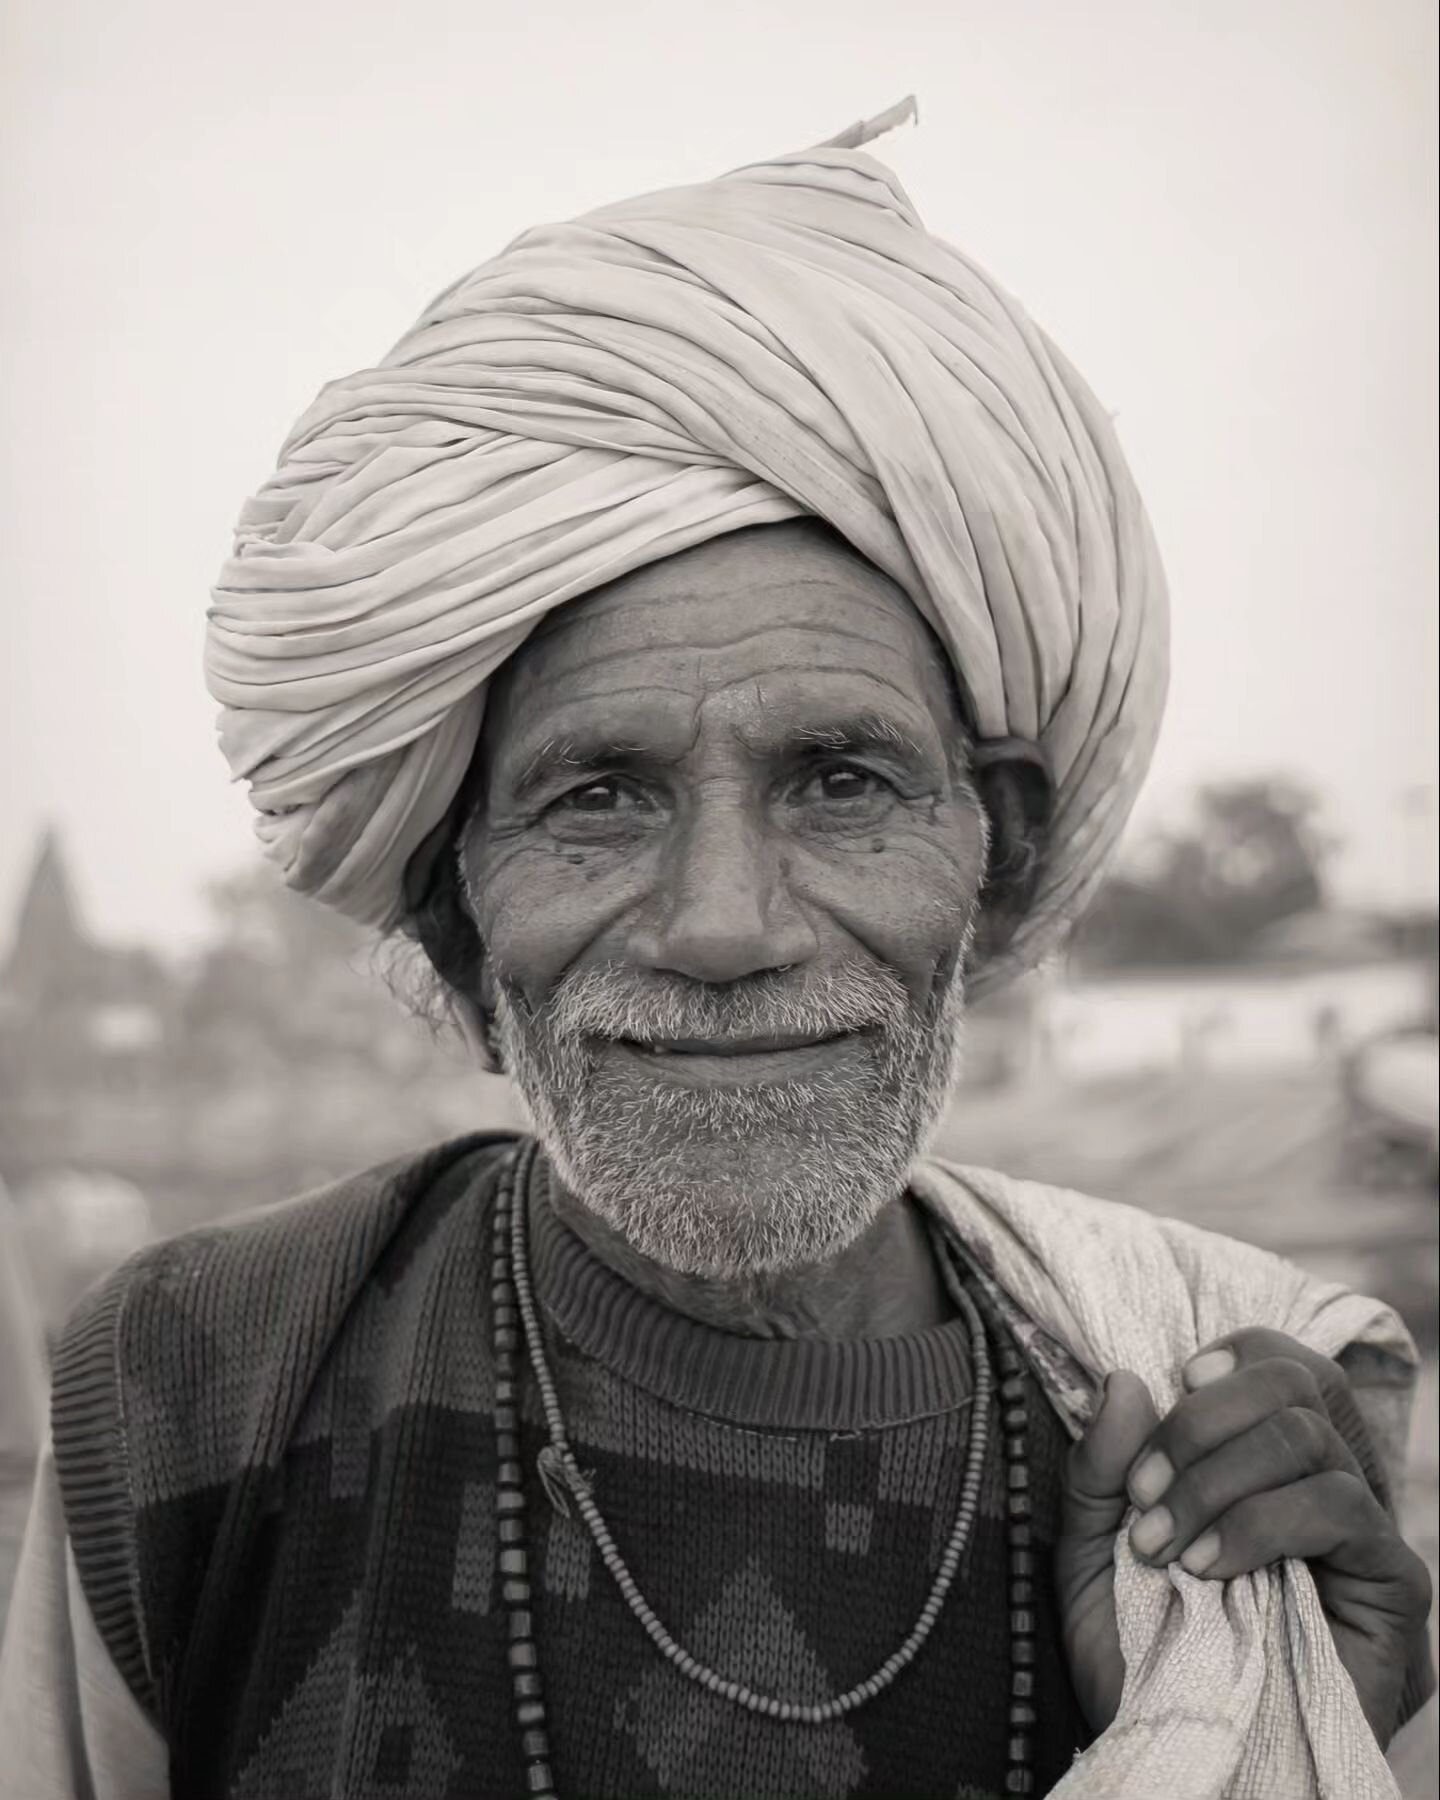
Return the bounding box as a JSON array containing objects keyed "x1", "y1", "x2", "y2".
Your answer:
[{"x1": 1, "y1": 0, "x2": 1435, "y2": 1784}]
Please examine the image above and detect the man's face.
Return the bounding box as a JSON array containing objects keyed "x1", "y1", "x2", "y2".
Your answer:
[{"x1": 460, "y1": 521, "x2": 991, "y2": 1276}]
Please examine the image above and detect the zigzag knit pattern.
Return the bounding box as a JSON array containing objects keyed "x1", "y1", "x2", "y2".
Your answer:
[{"x1": 51, "y1": 1135, "x2": 1091, "y2": 1798}]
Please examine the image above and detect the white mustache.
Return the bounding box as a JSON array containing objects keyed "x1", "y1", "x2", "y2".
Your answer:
[{"x1": 537, "y1": 963, "x2": 913, "y2": 1047}]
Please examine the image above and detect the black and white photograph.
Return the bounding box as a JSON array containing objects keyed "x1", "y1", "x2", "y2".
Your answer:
[{"x1": 0, "y1": 3, "x2": 1435, "y2": 1795}]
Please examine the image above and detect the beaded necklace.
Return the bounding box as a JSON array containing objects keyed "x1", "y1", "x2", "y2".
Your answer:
[{"x1": 490, "y1": 1142, "x2": 1041, "y2": 1799}]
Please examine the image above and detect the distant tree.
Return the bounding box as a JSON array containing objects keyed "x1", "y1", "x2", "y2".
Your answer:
[
  {"x1": 201, "y1": 866, "x2": 369, "y2": 969},
  {"x1": 1073, "y1": 778, "x2": 1333, "y2": 970}
]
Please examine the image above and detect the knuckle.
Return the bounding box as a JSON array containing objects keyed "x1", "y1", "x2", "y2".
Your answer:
[
  {"x1": 1310, "y1": 1467, "x2": 1370, "y2": 1525},
  {"x1": 1174, "y1": 1458, "x2": 1225, "y2": 1525},
  {"x1": 1258, "y1": 1357, "x2": 1322, "y2": 1413},
  {"x1": 1230, "y1": 1327, "x2": 1287, "y2": 1363},
  {"x1": 1266, "y1": 1405, "x2": 1331, "y2": 1475},
  {"x1": 1223, "y1": 1492, "x2": 1284, "y2": 1569},
  {"x1": 1377, "y1": 1536, "x2": 1436, "y2": 1605},
  {"x1": 1154, "y1": 1408, "x2": 1199, "y2": 1468},
  {"x1": 1403, "y1": 1549, "x2": 1434, "y2": 1613}
]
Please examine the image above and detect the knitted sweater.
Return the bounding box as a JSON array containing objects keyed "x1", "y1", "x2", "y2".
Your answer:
[{"x1": 51, "y1": 1136, "x2": 1092, "y2": 1799}]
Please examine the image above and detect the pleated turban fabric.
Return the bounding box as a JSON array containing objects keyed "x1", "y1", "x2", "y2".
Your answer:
[{"x1": 207, "y1": 106, "x2": 1169, "y2": 996}]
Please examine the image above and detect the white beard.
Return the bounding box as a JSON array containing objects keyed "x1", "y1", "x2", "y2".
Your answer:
[{"x1": 495, "y1": 949, "x2": 972, "y2": 1279}]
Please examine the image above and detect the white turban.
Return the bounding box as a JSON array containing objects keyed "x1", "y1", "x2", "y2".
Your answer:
[{"x1": 207, "y1": 103, "x2": 1168, "y2": 995}]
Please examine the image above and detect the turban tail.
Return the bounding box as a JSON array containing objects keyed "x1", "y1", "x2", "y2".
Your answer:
[{"x1": 208, "y1": 114, "x2": 1169, "y2": 996}]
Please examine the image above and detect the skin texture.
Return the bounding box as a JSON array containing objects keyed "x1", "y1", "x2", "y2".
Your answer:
[
  {"x1": 543, "y1": 1177, "x2": 953, "y2": 1339},
  {"x1": 443, "y1": 518, "x2": 1431, "y2": 1744},
  {"x1": 460, "y1": 519, "x2": 1001, "y2": 1329}
]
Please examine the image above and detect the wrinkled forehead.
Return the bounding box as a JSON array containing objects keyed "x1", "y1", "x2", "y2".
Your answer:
[
  {"x1": 532, "y1": 516, "x2": 892, "y2": 632},
  {"x1": 484, "y1": 519, "x2": 967, "y2": 744}
]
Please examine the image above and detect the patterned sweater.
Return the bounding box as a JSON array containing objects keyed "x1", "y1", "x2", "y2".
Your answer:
[{"x1": 50, "y1": 1135, "x2": 1092, "y2": 1799}]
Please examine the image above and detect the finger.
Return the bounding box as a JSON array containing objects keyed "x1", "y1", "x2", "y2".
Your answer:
[
  {"x1": 1127, "y1": 1357, "x2": 1327, "y2": 1509},
  {"x1": 1064, "y1": 1370, "x2": 1160, "y2": 1537},
  {"x1": 1187, "y1": 1474, "x2": 1437, "y2": 1746},
  {"x1": 1169, "y1": 1470, "x2": 1431, "y2": 1600},
  {"x1": 1184, "y1": 1328, "x2": 1350, "y2": 1419},
  {"x1": 1129, "y1": 1405, "x2": 1363, "y2": 1564}
]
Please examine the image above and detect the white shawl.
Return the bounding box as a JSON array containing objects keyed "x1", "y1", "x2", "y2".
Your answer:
[{"x1": 912, "y1": 1159, "x2": 1417, "y2": 1800}]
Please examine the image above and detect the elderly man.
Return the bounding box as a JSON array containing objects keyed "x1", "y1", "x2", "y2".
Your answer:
[{"x1": 0, "y1": 106, "x2": 1432, "y2": 1800}]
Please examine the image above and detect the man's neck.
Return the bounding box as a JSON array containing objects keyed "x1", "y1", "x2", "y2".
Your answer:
[{"x1": 543, "y1": 1176, "x2": 955, "y2": 1340}]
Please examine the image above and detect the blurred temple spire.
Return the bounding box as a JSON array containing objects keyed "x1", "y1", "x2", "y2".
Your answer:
[
  {"x1": 0, "y1": 827, "x2": 171, "y2": 1055},
  {"x1": 1, "y1": 826, "x2": 94, "y2": 1006}
]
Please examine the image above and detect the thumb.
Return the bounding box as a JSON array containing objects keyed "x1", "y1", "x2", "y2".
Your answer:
[
  {"x1": 1062, "y1": 1369, "x2": 1161, "y2": 1543},
  {"x1": 1056, "y1": 1370, "x2": 1162, "y2": 1734}
]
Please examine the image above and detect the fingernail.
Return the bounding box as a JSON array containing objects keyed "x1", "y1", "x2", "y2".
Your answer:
[
  {"x1": 1185, "y1": 1349, "x2": 1235, "y2": 1389},
  {"x1": 1180, "y1": 1531, "x2": 1221, "y2": 1575},
  {"x1": 1128, "y1": 1450, "x2": 1174, "y2": 1508},
  {"x1": 1130, "y1": 1506, "x2": 1174, "y2": 1558}
]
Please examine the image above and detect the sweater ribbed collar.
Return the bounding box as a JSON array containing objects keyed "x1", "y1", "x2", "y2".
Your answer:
[{"x1": 526, "y1": 1159, "x2": 975, "y2": 1434}]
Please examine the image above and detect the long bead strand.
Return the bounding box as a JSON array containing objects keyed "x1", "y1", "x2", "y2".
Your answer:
[
  {"x1": 491, "y1": 1147, "x2": 559, "y2": 1799},
  {"x1": 497, "y1": 1144, "x2": 1041, "y2": 1797},
  {"x1": 508, "y1": 1152, "x2": 993, "y2": 1723},
  {"x1": 931, "y1": 1223, "x2": 1040, "y2": 1794}
]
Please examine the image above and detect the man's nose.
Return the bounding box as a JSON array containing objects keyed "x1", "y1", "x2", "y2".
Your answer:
[{"x1": 629, "y1": 799, "x2": 817, "y2": 984}]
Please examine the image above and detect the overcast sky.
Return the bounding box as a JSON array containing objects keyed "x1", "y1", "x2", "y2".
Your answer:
[{"x1": 2, "y1": 0, "x2": 1435, "y2": 950}]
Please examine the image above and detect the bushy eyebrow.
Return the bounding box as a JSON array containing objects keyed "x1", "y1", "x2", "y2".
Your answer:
[
  {"x1": 509, "y1": 737, "x2": 662, "y2": 805},
  {"x1": 784, "y1": 713, "x2": 936, "y2": 765}
]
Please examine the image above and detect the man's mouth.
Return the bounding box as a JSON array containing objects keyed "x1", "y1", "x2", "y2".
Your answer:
[
  {"x1": 606, "y1": 1030, "x2": 862, "y2": 1085},
  {"x1": 621, "y1": 1031, "x2": 850, "y2": 1056}
]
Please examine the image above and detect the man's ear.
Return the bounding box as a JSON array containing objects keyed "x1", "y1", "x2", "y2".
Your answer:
[
  {"x1": 968, "y1": 739, "x2": 1053, "y2": 965},
  {"x1": 411, "y1": 843, "x2": 484, "y2": 999},
  {"x1": 407, "y1": 836, "x2": 504, "y2": 1072}
]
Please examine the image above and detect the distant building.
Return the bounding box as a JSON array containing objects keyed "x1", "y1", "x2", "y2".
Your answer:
[
  {"x1": 2, "y1": 827, "x2": 97, "y2": 1008},
  {"x1": 0, "y1": 833, "x2": 515, "y2": 1228},
  {"x1": 0, "y1": 828, "x2": 174, "y2": 1069}
]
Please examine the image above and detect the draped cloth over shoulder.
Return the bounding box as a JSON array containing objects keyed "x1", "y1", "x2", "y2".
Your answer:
[
  {"x1": 207, "y1": 102, "x2": 1169, "y2": 994},
  {"x1": 911, "y1": 1159, "x2": 1417, "y2": 1800}
]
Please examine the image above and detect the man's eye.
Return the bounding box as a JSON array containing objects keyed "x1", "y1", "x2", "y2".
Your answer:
[
  {"x1": 559, "y1": 779, "x2": 629, "y2": 814},
  {"x1": 805, "y1": 763, "x2": 891, "y2": 804},
  {"x1": 544, "y1": 777, "x2": 654, "y2": 836}
]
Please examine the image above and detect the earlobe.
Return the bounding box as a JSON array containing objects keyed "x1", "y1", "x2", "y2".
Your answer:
[
  {"x1": 477, "y1": 942, "x2": 497, "y2": 1009},
  {"x1": 454, "y1": 990, "x2": 502, "y2": 1072},
  {"x1": 477, "y1": 950, "x2": 501, "y2": 1045}
]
